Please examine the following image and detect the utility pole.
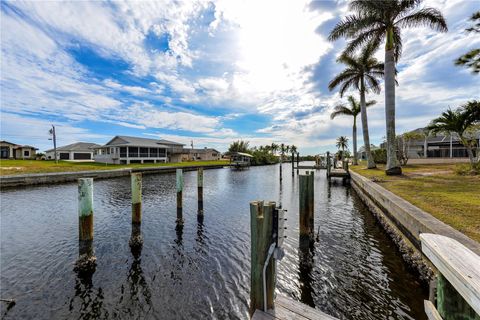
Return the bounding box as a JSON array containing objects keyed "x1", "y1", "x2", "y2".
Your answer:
[{"x1": 49, "y1": 125, "x2": 57, "y2": 163}]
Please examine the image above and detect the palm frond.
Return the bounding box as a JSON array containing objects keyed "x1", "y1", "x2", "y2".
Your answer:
[
  {"x1": 328, "y1": 69, "x2": 356, "y2": 91},
  {"x1": 331, "y1": 104, "x2": 354, "y2": 119},
  {"x1": 396, "y1": 8, "x2": 448, "y2": 32}
]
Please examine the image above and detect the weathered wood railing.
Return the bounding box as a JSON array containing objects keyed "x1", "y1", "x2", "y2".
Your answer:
[{"x1": 420, "y1": 233, "x2": 480, "y2": 320}]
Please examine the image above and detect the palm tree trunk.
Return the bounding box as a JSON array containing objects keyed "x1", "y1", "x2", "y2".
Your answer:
[
  {"x1": 360, "y1": 79, "x2": 376, "y2": 169},
  {"x1": 461, "y1": 137, "x2": 476, "y2": 169},
  {"x1": 385, "y1": 42, "x2": 401, "y2": 175},
  {"x1": 353, "y1": 116, "x2": 358, "y2": 165}
]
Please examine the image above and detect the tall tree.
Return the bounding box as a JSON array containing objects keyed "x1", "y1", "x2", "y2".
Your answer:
[
  {"x1": 331, "y1": 95, "x2": 376, "y2": 165},
  {"x1": 329, "y1": 0, "x2": 447, "y2": 175},
  {"x1": 270, "y1": 143, "x2": 279, "y2": 155},
  {"x1": 455, "y1": 11, "x2": 480, "y2": 74},
  {"x1": 328, "y1": 43, "x2": 384, "y2": 169},
  {"x1": 228, "y1": 140, "x2": 250, "y2": 153},
  {"x1": 427, "y1": 101, "x2": 480, "y2": 170},
  {"x1": 336, "y1": 136, "x2": 349, "y2": 161}
]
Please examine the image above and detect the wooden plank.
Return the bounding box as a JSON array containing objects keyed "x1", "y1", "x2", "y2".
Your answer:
[
  {"x1": 420, "y1": 233, "x2": 480, "y2": 315},
  {"x1": 275, "y1": 295, "x2": 338, "y2": 320},
  {"x1": 424, "y1": 300, "x2": 443, "y2": 320},
  {"x1": 252, "y1": 309, "x2": 276, "y2": 320}
]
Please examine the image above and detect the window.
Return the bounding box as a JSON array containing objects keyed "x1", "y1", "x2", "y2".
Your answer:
[
  {"x1": 158, "y1": 148, "x2": 166, "y2": 157},
  {"x1": 24, "y1": 150, "x2": 30, "y2": 157},
  {"x1": 140, "y1": 147, "x2": 149, "y2": 157},
  {"x1": 120, "y1": 147, "x2": 127, "y2": 157},
  {"x1": 150, "y1": 148, "x2": 158, "y2": 157},
  {"x1": 129, "y1": 147, "x2": 139, "y2": 157}
]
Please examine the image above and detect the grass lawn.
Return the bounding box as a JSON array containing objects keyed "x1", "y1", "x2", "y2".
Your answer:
[
  {"x1": 350, "y1": 161, "x2": 480, "y2": 242},
  {"x1": 0, "y1": 159, "x2": 230, "y2": 176}
]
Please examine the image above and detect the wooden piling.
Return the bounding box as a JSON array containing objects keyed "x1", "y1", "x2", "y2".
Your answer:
[
  {"x1": 176, "y1": 169, "x2": 184, "y2": 225},
  {"x1": 198, "y1": 168, "x2": 204, "y2": 216},
  {"x1": 296, "y1": 152, "x2": 300, "y2": 174},
  {"x1": 299, "y1": 174, "x2": 314, "y2": 241},
  {"x1": 437, "y1": 273, "x2": 479, "y2": 320},
  {"x1": 326, "y1": 152, "x2": 331, "y2": 179},
  {"x1": 131, "y1": 173, "x2": 142, "y2": 224},
  {"x1": 76, "y1": 178, "x2": 96, "y2": 273},
  {"x1": 78, "y1": 178, "x2": 94, "y2": 241},
  {"x1": 291, "y1": 152, "x2": 295, "y2": 176},
  {"x1": 250, "y1": 201, "x2": 276, "y2": 316}
]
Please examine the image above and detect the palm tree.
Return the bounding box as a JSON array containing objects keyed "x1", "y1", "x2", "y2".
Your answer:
[
  {"x1": 455, "y1": 11, "x2": 479, "y2": 74},
  {"x1": 329, "y1": 0, "x2": 447, "y2": 175},
  {"x1": 290, "y1": 145, "x2": 297, "y2": 155},
  {"x1": 328, "y1": 43, "x2": 383, "y2": 169},
  {"x1": 270, "y1": 143, "x2": 279, "y2": 156},
  {"x1": 228, "y1": 140, "x2": 250, "y2": 153},
  {"x1": 280, "y1": 143, "x2": 287, "y2": 160},
  {"x1": 331, "y1": 95, "x2": 376, "y2": 165},
  {"x1": 427, "y1": 102, "x2": 479, "y2": 169},
  {"x1": 336, "y1": 136, "x2": 349, "y2": 152}
]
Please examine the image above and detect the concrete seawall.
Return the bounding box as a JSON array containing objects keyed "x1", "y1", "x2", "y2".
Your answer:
[
  {"x1": 350, "y1": 170, "x2": 480, "y2": 281},
  {"x1": 0, "y1": 165, "x2": 226, "y2": 188}
]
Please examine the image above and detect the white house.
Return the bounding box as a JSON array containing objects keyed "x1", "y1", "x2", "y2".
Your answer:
[
  {"x1": 93, "y1": 136, "x2": 185, "y2": 164},
  {"x1": 45, "y1": 142, "x2": 100, "y2": 161}
]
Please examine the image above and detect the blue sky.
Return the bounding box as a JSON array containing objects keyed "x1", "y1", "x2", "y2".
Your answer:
[{"x1": 1, "y1": 0, "x2": 479, "y2": 154}]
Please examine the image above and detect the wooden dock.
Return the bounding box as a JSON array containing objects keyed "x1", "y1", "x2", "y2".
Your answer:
[
  {"x1": 329, "y1": 168, "x2": 349, "y2": 178},
  {"x1": 252, "y1": 295, "x2": 337, "y2": 320},
  {"x1": 295, "y1": 165, "x2": 325, "y2": 170}
]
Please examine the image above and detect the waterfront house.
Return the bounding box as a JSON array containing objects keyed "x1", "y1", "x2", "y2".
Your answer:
[
  {"x1": 181, "y1": 148, "x2": 221, "y2": 161},
  {"x1": 0, "y1": 140, "x2": 38, "y2": 160},
  {"x1": 45, "y1": 142, "x2": 101, "y2": 161},
  {"x1": 94, "y1": 135, "x2": 184, "y2": 164},
  {"x1": 401, "y1": 128, "x2": 479, "y2": 160},
  {"x1": 358, "y1": 144, "x2": 380, "y2": 161}
]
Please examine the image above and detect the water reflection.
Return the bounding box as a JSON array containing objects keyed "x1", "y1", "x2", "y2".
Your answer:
[
  {"x1": 0, "y1": 164, "x2": 428, "y2": 319},
  {"x1": 69, "y1": 267, "x2": 105, "y2": 319},
  {"x1": 298, "y1": 241, "x2": 315, "y2": 308},
  {"x1": 126, "y1": 231, "x2": 152, "y2": 312}
]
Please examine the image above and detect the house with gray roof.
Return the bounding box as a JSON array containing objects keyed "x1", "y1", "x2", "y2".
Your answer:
[
  {"x1": 45, "y1": 142, "x2": 101, "y2": 161},
  {"x1": 93, "y1": 135, "x2": 185, "y2": 164}
]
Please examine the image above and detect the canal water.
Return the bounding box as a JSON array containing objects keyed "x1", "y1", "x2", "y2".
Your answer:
[{"x1": 0, "y1": 163, "x2": 427, "y2": 319}]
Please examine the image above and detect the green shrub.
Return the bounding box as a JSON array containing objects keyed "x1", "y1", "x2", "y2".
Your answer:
[
  {"x1": 455, "y1": 162, "x2": 480, "y2": 175},
  {"x1": 372, "y1": 149, "x2": 387, "y2": 164}
]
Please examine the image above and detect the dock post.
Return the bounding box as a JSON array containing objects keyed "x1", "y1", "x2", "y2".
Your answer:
[
  {"x1": 131, "y1": 173, "x2": 142, "y2": 224},
  {"x1": 198, "y1": 168, "x2": 204, "y2": 216},
  {"x1": 299, "y1": 174, "x2": 314, "y2": 243},
  {"x1": 76, "y1": 178, "x2": 96, "y2": 272},
  {"x1": 176, "y1": 169, "x2": 184, "y2": 225},
  {"x1": 326, "y1": 152, "x2": 331, "y2": 179},
  {"x1": 279, "y1": 156, "x2": 283, "y2": 181},
  {"x1": 250, "y1": 201, "x2": 276, "y2": 316},
  {"x1": 130, "y1": 173, "x2": 143, "y2": 249},
  {"x1": 296, "y1": 152, "x2": 300, "y2": 174},
  {"x1": 291, "y1": 153, "x2": 294, "y2": 176},
  {"x1": 437, "y1": 273, "x2": 478, "y2": 319}
]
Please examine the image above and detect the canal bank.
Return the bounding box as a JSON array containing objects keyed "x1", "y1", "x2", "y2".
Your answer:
[
  {"x1": 349, "y1": 170, "x2": 480, "y2": 282},
  {"x1": 0, "y1": 164, "x2": 226, "y2": 188}
]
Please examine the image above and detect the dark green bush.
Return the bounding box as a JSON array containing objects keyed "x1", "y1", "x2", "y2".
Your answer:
[{"x1": 372, "y1": 149, "x2": 387, "y2": 164}]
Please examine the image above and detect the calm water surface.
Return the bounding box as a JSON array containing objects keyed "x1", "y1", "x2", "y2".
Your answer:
[{"x1": 0, "y1": 163, "x2": 427, "y2": 319}]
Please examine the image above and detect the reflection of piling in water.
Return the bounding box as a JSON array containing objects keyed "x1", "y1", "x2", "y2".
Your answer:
[
  {"x1": 129, "y1": 223, "x2": 143, "y2": 255},
  {"x1": 176, "y1": 169, "x2": 184, "y2": 225},
  {"x1": 298, "y1": 241, "x2": 315, "y2": 307},
  {"x1": 197, "y1": 168, "x2": 204, "y2": 216},
  {"x1": 75, "y1": 178, "x2": 96, "y2": 273},
  {"x1": 299, "y1": 173, "x2": 314, "y2": 245}
]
